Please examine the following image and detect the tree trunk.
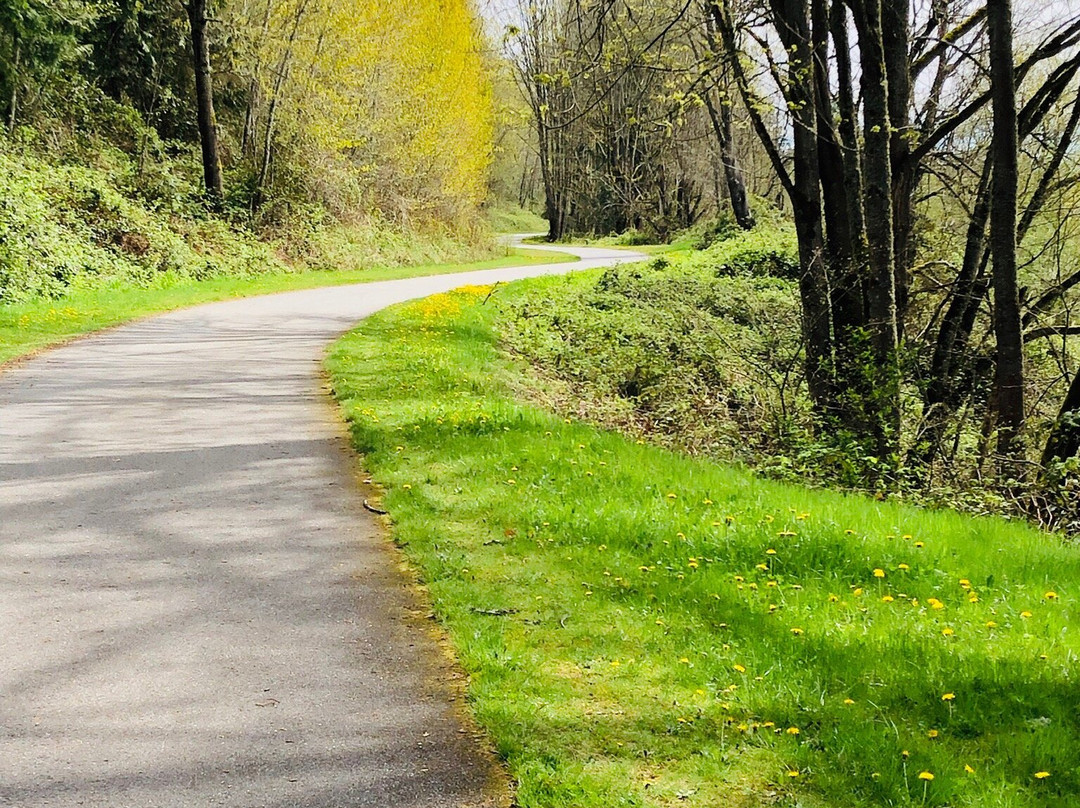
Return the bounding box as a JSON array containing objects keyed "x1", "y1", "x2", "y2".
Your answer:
[
  {"x1": 8, "y1": 32, "x2": 18, "y2": 134},
  {"x1": 852, "y1": 0, "x2": 900, "y2": 454},
  {"x1": 988, "y1": 0, "x2": 1024, "y2": 463},
  {"x1": 703, "y1": 90, "x2": 754, "y2": 230},
  {"x1": 186, "y1": 0, "x2": 224, "y2": 202},
  {"x1": 1041, "y1": 369, "x2": 1080, "y2": 467}
]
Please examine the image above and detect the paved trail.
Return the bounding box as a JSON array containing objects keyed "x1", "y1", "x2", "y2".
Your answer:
[{"x1": 0, "y1": 242, "x2": 639, "y2": 808}]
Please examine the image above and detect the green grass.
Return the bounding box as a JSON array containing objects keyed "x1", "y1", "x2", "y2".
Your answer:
[
  {"x1": 487, "y1": 205, "x2": 550, "y2": 234},
  {"x1": 0, "y1": 247, "x2": 573, "y2": 365},
  {"x1": 327, "y1": 278, "x2": 1080, "y2": 808}
]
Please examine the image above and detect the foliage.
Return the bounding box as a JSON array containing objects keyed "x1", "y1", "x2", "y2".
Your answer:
[
  {"x1": 327, "y1": 283, "x2": 1080, "y2": 808},
  {"x1": 501, "y1": 227, "x2": 802, "y2": 463}
]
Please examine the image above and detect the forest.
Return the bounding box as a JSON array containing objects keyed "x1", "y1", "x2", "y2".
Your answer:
[{"x1": 492, "y1": 0, "x2": 1080, "y2": 526}]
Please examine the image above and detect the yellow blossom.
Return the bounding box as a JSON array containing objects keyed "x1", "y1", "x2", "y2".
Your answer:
[
  {"x1": 1021, "y1": 610, "x2": 1033, "y2": 618},
  {"x1": 766, "y1": 548, "x2": 778, "y2": 555},
  {"x1": 1035, "y1": 771, "x2": 1051, "y2": 779},
  {"x1": 928, "y1": 729, "x2": 939, "y2": 739},
  {"x1": 790, "y1": 627, "x2": 804, "y2": 635},
  {"x1": 919, "y1": 771, "x2": 934, "y2": 781},
  {"x1": 965, "y1": 764, "x2": 976, "y2": 774},
  {"x1": 959, "y1": 579, "x2": 971, "y2": 589},
  {"x1": 733, "y1": 664, "x2": 746, "y2": 673},
  {"x1": 882, "y1": 595, "x2": 895, "y2": 603},
  {"x1": 928, "y1": 598, "x2": 945, "y2": 610},
  {"x1": 843, "y1": 698, "x2": 855, "y2": 705},
  {"x1": 1045, "y1": 591, "x2": 1058, "y2": 600},
  {"x1": 786, "y1": 726, "x2": 800, "y2": 735},
  {"x1": 787, "y1": 770, "x2": 800, "y2": 777},
  {"x1": 942, "y1": 693, "x2": 955, "y2": 701},
  {"x1": 874, "y1": 568, "x2": 886, "y2": 578},
  {"x1": 986, "y1": 620, "x2": 998, "y2": 628},
  {"x1": 898, "y1": 563, "x2": 910, "y2": 571},
  {"x1": 942, "y1": 627, "x2": 955, "y2": 637}
]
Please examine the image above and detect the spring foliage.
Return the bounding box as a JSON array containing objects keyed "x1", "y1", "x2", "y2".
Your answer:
[{"x1": 246, "y1": 0, "x2": 494, "y2": 222}]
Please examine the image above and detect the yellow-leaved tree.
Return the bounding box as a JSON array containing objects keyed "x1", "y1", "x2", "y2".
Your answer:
[{"x1": 234, "y1": 0, "x2": 494, "y2": 227}]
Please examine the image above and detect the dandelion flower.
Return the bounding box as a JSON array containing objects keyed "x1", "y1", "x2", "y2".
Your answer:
[
  {"x1": 786, "y1": 726, "x2": 800, "y2": 735},
  {"x1": 874, "y1": 568, "x2": 886, "y2": 578},
  {"x1": 942, "y1": 627, "x2": 955, "y2": 637},
  {"x1": 853, "y1": 588, "x2": 864, "y2": 597},
  {"x1": 703, "y1": 498, "x2": 713, "y2": 505},
  {"x1": 942, "y1": 693, "x2": 955, "y2": 701},
  {"x1": 843, "y1": 698, "x2": 855, "y2": 705},
  {"x1": 733, "y1": 664, "x2": 746, "y2": 673},
  {"x1": 928, "y1": 729, "x2": 939, "y2": 739},
  {"x1": 666, "y1": 493, "x2": 677, "y2": 499},
  {"x1": 928, "y1": 598, "x2": 945, "y2": 610},
  {"x1": 915, "y1": 541, "x2": 925, "y2": 548},
  {"x1": 787, "y1": 770, "x2": 800, "y2": 777},
  {"x1": 790, "y1": 627, "x2": 804, "y2": 635},
  {"x1": 1035, "y1": 771, "x2": 1051, "y2": 779},
  {"x1": 845, "y1": 529, "x2": 856, "y2": 535},
  {"x1": 766, "y1": 548, "x2": 778, "y2": 555},
  {"x1": 1045, "y1": 591, "x2": 1058, "y2": 600},
  {"x1": 679, "y1": 657, "x2": 690, "y2": 664},
  {"x1": 902, "y1": 534, "x2": 913, "y2": 540},
  {"x1": 965, "y1": 764, "x2": 976, "y2": 774},
  {"x1": 918, "y1": 771, "x2": 934, "y2": 781},
  {"x1": 882, "y1": 595, "x2": 895, "y2": 603},
  {"x1": 1021, "y1": 610, "x2": 1033, "y2": 618},
  {"x1": 986, "y1": 620, "x2": 998, "y2": 628},
  {"x1": 828, "y1": 594, "x2": 840, "y2": 603},
  {"x1": 756, "y1": 563, "x2": 769, "y2": 571},
  {"x1": 959, "y1": 579, "x2": 971, "y2": 589},
  {"x1": 898, "y1": 563, "x2": 910, "y2": 571},
  {"x1": 968, "y1": 593, "x2": 979, "y2": 603}
]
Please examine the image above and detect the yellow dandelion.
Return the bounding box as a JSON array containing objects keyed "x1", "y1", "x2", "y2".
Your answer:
[
  {"x1": 762, "y1": 721, "x2": 775, "y2": 728},
  {"x1": 786, "y1": 726, "x2": 800, "y2": 735},
  {"x1": 928, "y1": 598, "x2": 945, "y2": 610},
  {"x1": 942, "y1": 627, "x2": 955, "y2": 637},
  {"x1": 733, "y1": 664, "x2": 746, "y2": 673},
  {"x1": 1045, "y1": 591, "x2": 1058, "y2": 600},
  {"x1": 986, "y1": 620, "x2": 998, "y2": 628},
  {"x1": 853, "y1": 587, "x2": 864, "y2": 597},
  {"x1": 1035, "y1": 771, "x2": 1051, "y2": 779},
  {"x1": 402, "y1": 484, "x2": 412, "y2": 490},
  {"x1": 679, "y1": 657, "x2": 690, "y2": 664},
  {"x1": 828, "y1": 594, "x2": 840, "y2": 603},
  {"x1": 666, "y1": 493, "x2": 677, "y2": 499},
  {"x1": 959, "y1": 579, "x2": 971, "y2": 589},
  {"x1": 928, "y1": 729, "x2": 939, "y2": 739},
  {"x1": 767, "y1": 580, "x2": 778, "y2": 588},
  {"x1": 942, "y1": 693, "x2": 955, "y2": 701},
  {"x1": 918, "y1": 771, "x2": 934, "y2": 781},
  {"x1": 506, "y1": 479, "x2": 516, "y2": 486},
  {"x1": 777, "y1": 531, "x2": 796, "y2": 537},
  {"x1": 1021, "y1": 610, "x2": 1033, "y2": 618},
  {"x1": 790, "y1": 627, "x2": 804, "y2": 635},
  {"x1": 902, "y1": 750, "x2": 910, "y2": 759},
  {"x1": 845, "y1": 529, "x2": 856, "y2": 535},
  {"x1": 965, "y1": 764, "x2": 976, "y2": 774},
  {"x1": 843, "y1": 698, "x2": 855, "y2": 705},
  {"x1": 756, "y1": 563, "x2": 769, "y2": 571},
  {"x1": 968, "y1": 593, "x2": 980, "y2": 603},
  {"x1": 874, "y1": 568, "x2": 886, "y2": 578},
  {"x1": 787, "y1": 770, "x2": 800, "y2": 778},
  {"x1": 902, "y1": 534, "x2": 913, "y2": 540},
  {"x1": 898, "y1": 563, "x2": 910, "y2": 571},
  {"x1": 882, "y1": 595, "x2": 895, "y2": 603},
  {"x1": 703, "y1": 498, "x2": 713, "y2": 505},
  {"x1": 766, "y1": 548, "x2": 778, "y2": 555}
]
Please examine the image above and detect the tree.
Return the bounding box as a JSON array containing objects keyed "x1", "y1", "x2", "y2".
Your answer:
[
  {"x1": 988, "y1": 0, "x2": 1023, "y2": 463},
  {"x1": 185, "y1": 0, "x2": 223, "y2": 201}
]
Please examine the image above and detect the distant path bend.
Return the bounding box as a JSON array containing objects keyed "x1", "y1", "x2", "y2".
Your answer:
[{"x1": 0, "y1": 239, "x2": 641, "y2": 808}]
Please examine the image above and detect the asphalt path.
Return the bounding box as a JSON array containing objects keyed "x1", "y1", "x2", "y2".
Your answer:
[{"x1": 0, "y1": 240, "x2": 641, "y2": 808}]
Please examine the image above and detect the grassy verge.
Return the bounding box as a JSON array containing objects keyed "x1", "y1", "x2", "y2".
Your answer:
[
  {"x1": 0, "y1": 247, "x2": 572, "y2": 365},
  {"x1": 327, "y1": 278, "x2": 1079, "y2": 808}
]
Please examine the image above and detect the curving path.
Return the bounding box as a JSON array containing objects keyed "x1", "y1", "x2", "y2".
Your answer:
[{"x1": 0, "y1": 240, "x2": 641, "y2": 808}]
